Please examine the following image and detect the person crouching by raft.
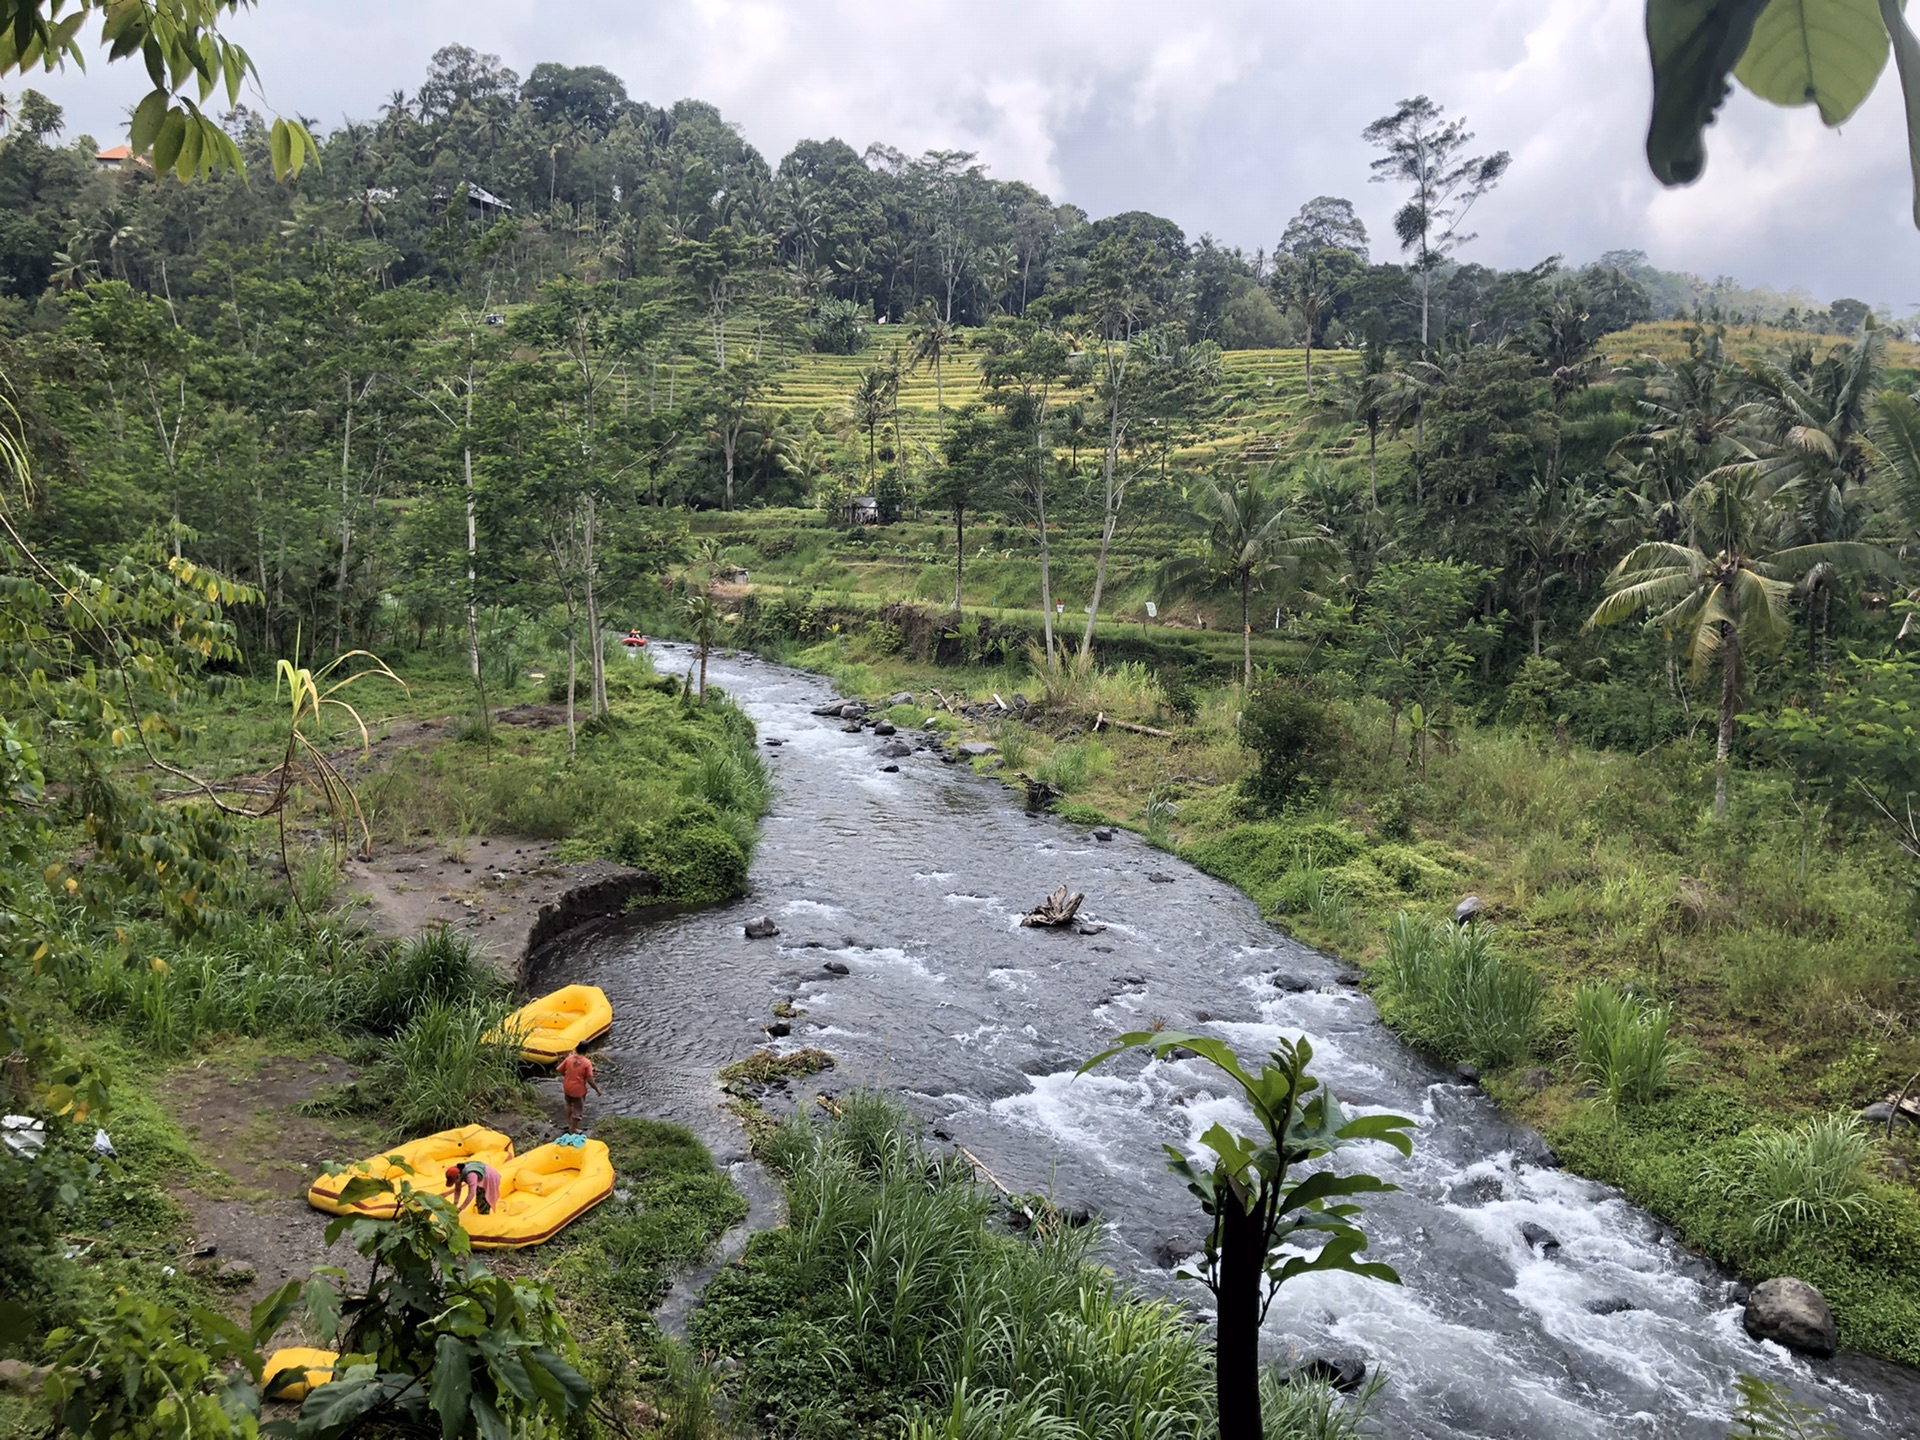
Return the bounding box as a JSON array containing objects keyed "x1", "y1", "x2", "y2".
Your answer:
[
  {"x1": 445, "y1": 1159, "x2": 501, "y2": 1216},
  {"x1": 555, "y1": 1047, "x2": 601, "y2": 1132}
]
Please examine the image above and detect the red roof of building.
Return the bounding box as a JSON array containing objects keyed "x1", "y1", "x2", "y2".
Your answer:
[{"x1": 96, "y1": 145, "x2": 132, "y2": 161}]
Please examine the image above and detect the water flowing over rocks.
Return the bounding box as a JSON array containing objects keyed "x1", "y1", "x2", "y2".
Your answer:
[{"x1": 538, "y1": 652, "x2": 1916, "y2": 1440}]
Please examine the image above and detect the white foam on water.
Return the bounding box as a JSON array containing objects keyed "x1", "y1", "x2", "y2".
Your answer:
[
  {"x1": 943, "y1": 892, "x2": 1002, "y2": 909},
  {"x1": 992, "y1": 1069, "x2": 1173, "y2": 1173},
  {"x1": 987, "y1": 968, "x2": 1036, "y2": 990},
  {"x1": 832, "y1": 945, "x2": 947, "y2": 983},
  {"x1": 913, "y1": 871, "x2": 956, "y2": 884},
  {"x1": 952, "y1": 1023, "x2": 1008, "y2": 1050},
  {"x1": 780, "y1": 898, "x2": 844, "y2": 917},
  {"x1": 805, "y1": 1024, "x2": 867, "y2": 1039}
]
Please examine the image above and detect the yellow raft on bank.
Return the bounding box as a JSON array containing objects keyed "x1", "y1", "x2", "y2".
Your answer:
[
  {"x1": 460, "y1": 1139, "x2": 615, "y2": 1249},
  {"x1": 263, "y1": 1347, "x2": 337, "y2": 1401},
  {"x1": 305, "y1": 1125, "x2": 515, "y2": 1217},
  {"x1": 489, "y1": 984, "x2": 613, "y2": 1065}
]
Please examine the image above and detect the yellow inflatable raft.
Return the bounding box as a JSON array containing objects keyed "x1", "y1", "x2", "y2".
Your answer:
[
  {"x1": 490, "y1": 984, "x2": 613, "y2": 1065},
  {"x1": 263, "y1": 1347, "x2": 336, "y2": 1401},
  {"x1": 460, "y1": 1139, "x2": 614, "y2": 1249},
  {"x1": 305, "y1": 1125, "x2": 515, "y2": 1217}
]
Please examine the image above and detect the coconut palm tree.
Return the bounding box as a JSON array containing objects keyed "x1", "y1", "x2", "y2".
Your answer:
[
  {"x1": 684, "y1": 592, "x2": 719, "y2": 701},
  {"x1": 1323, "y1": 366, "x2": 1391, "y2": 507},
  {"x1": 1585, "y1": 473, "x2": 1888, "y2": 818},
  {"x1": 908, "y1": 303, "x2": 960, "y2": 440},
  {"x1": 1871, "y1": 388, "x2": 1920, "y2": 541},
  {"x1": 1164, "y1": 469, "x2": 1340, "y2": 687}
]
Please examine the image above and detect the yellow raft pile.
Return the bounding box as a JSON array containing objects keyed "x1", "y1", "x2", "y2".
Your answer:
[
  {"x1": 489, "y1": 984, "x2": 612, "y2": 1065},
  {"x1": 305, "y1": 1124, "x2": 514, "y2": 1217},
  {"x1": 463, "y1": 1139, "x2": 615, "y2": 1249}
]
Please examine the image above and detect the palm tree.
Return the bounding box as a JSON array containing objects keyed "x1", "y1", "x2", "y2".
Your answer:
[
  {"x1": 908, "y1": 303, "x2": 960, "y2": 440},
  {"x1": 846, "y1": 365, "x2": 896, "y2": 492},
  {"x1": 1870, "y1": 388, "x2": 1920, "y2": 541},
  {"x1": 1726, "y1": 326, "x2": 1885, "y2": 545},
  {"x1": 1323, "y1": 367, "x2": 1391, "y2": 507},
  {"x1": 684, "y1": 592, "x2": 719, "y2": 701},
  {"x1": 1585, "y1": 473, "x2": 1887, "y2": 818},
  {"x1": 1165, "y1": 469, "x2": 1339, "y2": 687}
]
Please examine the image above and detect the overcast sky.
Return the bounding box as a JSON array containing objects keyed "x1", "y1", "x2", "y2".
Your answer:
[{"x1": 24, "y1": 0, "x2": 1919, "y2": 309}]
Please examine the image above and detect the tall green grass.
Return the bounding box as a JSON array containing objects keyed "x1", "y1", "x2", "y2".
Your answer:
[
  {"x1": 367, "y1": 998, "x2": 525, "y2": 1134},
  {"x1": 76, "y1": 924, "x2": 500, "y2": 1055},
  {"x1": 1573, "y1": 985, "x2": 1687, "y2": 1106},
  {"x1": 1036, "y1": 739, "x2": 1115, "y2": 795},
  {"x1": 1380, "y1": 915, "x2": 1542, "y2": 1069},
  {"x1": 695, "y1": 1092, "x2": 1214, "y2": 1440},
  {"x1": 1716, "y1": 1115, "x2": 1876, "y2": 1243}
]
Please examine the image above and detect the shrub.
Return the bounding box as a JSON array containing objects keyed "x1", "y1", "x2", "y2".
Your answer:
[
  {"x1": 368, "y1": 998, "x2": 525, "y2": 1134},
  {"x1": 1036, "y1": 739, "x2": 1113, "y2": 795},
  {"x1": 1239, "y1": 679, "x2": 1344, "y2": 810},
  {"x1": 1258, "y1": 1369, "x2": 1384, "y2": 1440},
  {"x1": 616, "y1": 817, "x2": 750, "y2": 904},
  {"x1": 1379, "y1": 914, "x2": 1542, "y2": 1068},
  {"x1": 1573, "y1": 984, "x2": 1687, "y2": 1106},
  {"x1": 1717, "y1": 1115, "x2": 1875, "y2": 1243},
  {"x1": 341, "y1": 928, "x2": 500, "y2": 1037}
]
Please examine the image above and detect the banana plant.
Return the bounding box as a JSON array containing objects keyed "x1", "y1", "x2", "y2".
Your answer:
[{"x1": 1079, "y1": 1032, "x2": 1415, "y2": 1440}]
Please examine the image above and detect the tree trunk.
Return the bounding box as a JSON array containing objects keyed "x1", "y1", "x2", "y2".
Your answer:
[
  {"x1": 336, "y1": 388, "x2": 354, "y2": 651},
  {"x1": 1215, "y1": 1198, "x2": 1265, "y2": 1440},
  {"x1": 1367, "y1": 423, "x2": 1379, "y2": 509},
  {"x1": 1303, "y1": 332, "x2": 1314, "y2": 398},
  {"x1": 1715, "y1": 620, "x2": 1742, "y2": 820},
  {"x1": 463, "y1": 438, "x2": 481, "y2": 682},
  {"x1": 934, "y1": 351, "x2": 945, "y2": 440},
  {"x1": 698, "y1": 639, "x2": 709, "y2": 700},
  {"x1": 1241, "y1": 573, "x2": 1253, "y2": 689},
  {"x1": 1083, "y1": 351, "x2": 1126, "y2": 653},
  {"x1": 1036, "y1": 473, "x2": 1055, "y2": 666},
  {"x1": 954, "y1": 507, "x2": 965, "y2": 612},
  {"x1": 565, "y1": 631, "x2": 578, "y2": 763},
  {"x1": 584, "y1": 493, "x2": 606, "y2": 718}
]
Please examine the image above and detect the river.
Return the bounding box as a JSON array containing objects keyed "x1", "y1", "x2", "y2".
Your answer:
[{"x1": 538, "y1": 646, "x2": 1918, "y2": 1440}]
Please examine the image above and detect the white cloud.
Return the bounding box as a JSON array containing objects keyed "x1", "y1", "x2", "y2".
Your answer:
[{"x1": 21, "y1": 0, "x2": 1919, "y2": 305}]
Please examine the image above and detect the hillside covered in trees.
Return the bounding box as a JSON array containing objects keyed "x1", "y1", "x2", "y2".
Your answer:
[{"x1": 7, "y1": 25, "x2": 1920, "y2": 1440}]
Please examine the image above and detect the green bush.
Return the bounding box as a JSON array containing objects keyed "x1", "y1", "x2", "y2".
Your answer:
[
  {"x1": 1239, "y1": 680, "x2": 1344, "y2": 810},
  {"x1": 1036, "y1": 739, "x2": 1113, "y2": 794},
  {"x1": 1573, "y1": 984, "x2": 1687, "y2": 1107},
  {"x1": 1379, "y1": 914, "x2": 1542, "y2": 1068},
  {"x1": 615, "y1": 817, "x2": 750, "y2": 904}
]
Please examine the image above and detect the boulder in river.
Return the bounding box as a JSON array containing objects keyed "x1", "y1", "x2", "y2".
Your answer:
[
  {"x1": 873, "y1": 721, "x2": 897, "y2": 736},
  {"x1": 810, "y1": 701, "x2": 848, "y2": 717},
  {"x1": 1286, "y1": 1354, "x2": 1367, "y2": 1393},
  {"x1": 1742, "y1": 1278, "x2": 1837, "y2": 1357},
  {"x1": 880, "y1": 764, "x2": 900, "y2": 773},
  {"x1": 1519, "y1": 1222, "x2": 1561, "y2": 1255},
  {"x1": 822, "y1": 960, "x2": 850, "y2": 975},
  {"x1": 1092, "y1": 828, "x2": 1115, "y2": 841},
  {"x1": 743, "y1": 916, "x2": 780, "y2": 939},
  {"x1": 880, "y1": 741, "x2": 913, "y2": 758}
]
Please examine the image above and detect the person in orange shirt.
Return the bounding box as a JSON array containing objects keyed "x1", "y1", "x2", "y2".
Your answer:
[{"x1": 555, "y1": 1047, "x2": 601, "y2": 1132}]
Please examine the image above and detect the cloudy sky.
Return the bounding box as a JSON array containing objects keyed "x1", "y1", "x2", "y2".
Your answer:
[{"x1": 25, "y1": 0, "x2": 1920, "y2": 308}]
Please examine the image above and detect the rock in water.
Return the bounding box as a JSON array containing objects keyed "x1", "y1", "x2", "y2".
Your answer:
[
  {"x1": 873, "y1": 721, "x2": 896, "y2": 736},
  {"x1": 1743, "y1": 1278, "x2": 1837, "y2": 1357},
  {"x1": 880, "y1": 741, "x2": 913, "y2": 758},
  {"x1": 1286, "y1": 1355, "x2": 1367, "y2": 1393},
  {"x1": 1519, "y1": 1222, "x2": 1561, "y2": 1254},
  {"x1": 743, "y1": 916, "x2": 779, "y2": 939},
  {"x1": 822, "y1": 960, "x2": 850, "y2": 975}
]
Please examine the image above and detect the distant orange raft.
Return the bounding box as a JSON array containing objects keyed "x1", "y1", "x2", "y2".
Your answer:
[
  {"x1": 461, "y1": 1139, "x2": 614, "y2": 1249},
  {"x1": 305, "y1": 1125, "x2": 514, "y2": 1217},
  {"x1": 488, "y1": 984, "x2": 613, "y2": 1065}
]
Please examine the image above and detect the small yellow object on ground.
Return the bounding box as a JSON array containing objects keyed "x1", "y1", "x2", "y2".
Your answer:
[
  {"x1": 489, "y1": 984, "x2": 613, "y2": 1065},
  {"x1": 306, "y1": 1125, "x2": 514, "y2": 1217},
  {"x1": 462, "y1": 1139, "x2": 614, "y2": 1249},
  {"x1": 263, "y1": 1347, "x2": 336, "y2": 1401}
]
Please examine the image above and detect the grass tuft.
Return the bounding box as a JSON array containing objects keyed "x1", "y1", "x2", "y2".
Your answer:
[{"x1": 1379, "y1": 914, "x2": 1542, "y2": 1069}]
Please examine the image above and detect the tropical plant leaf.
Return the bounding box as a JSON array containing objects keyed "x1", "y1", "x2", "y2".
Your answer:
[
  {"x1": 1883, "y1": 0, "x2": 1920, "y2": 226},
  {"x1": 1735, "y1": 0, "x2": 1891, "y2": 122},
  {"x1": 1646, "y1": 0, "x2": 1775, "y2": 184}
]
